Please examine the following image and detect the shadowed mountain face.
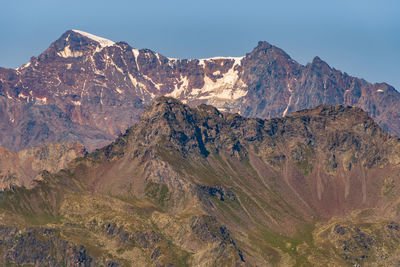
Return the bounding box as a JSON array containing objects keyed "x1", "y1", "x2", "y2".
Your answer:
[
  {"x1": 0, "y1": 30, "x2": 399, "y2": 151},
  {"x1": 1, "y1": 97, "x2": 400, "y2": 266}
]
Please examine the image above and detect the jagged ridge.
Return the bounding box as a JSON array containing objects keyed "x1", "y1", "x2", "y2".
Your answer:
[
  {"x1": 0, "y1": 30, "x2": 398, "y2": 152},
  {"x1": 0, "y1": 97, "x2": 399, "y2": 265}
]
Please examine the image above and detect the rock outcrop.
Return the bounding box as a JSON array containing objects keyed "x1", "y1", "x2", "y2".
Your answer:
[
  {"x1": 0, "y1": 30, "x2": 398, "y2": 151},
  {"x1": 0, "y1": 142, "x2": 86, "y2": 190},
  {"x1": 0, "y1": 97, "x2": 399, "y2": 265}
]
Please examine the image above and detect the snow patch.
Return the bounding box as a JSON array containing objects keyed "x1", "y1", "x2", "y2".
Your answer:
[
  {"x1": 213, "y1": 70, "x2": 221, "y2": 76},
  {"x1": 35, "y1": 96, "x2": 47, "y2": 105},
  {"x1": 132, "y1": 49, "x2": 140, "y2": 71},
  {"x1": 17, "y1": 93, "x2": 30, "y2": 103},
  {"x1": 198, "y1": 59, "x2": 206, "y2": 68},
  {"x1": 195, "y1": 58, "x2": 246, "y2": 100},
  {"x1": 184, "y1": 56, "x2": 243, "y2": 69},
  {"x1": 16, "y1": 61, "x2": 31, "y2": 71},
  {"x1": 199, "y1": 56, "x2": 243, "y2": 65},
  {"x1": 72, "y1": 29, "x2": 115, "y2": 48},
  {"x1": 282, "y1": 95, "x2": 293, "y2": 117},
  {"x1": 166, "y1": 58, "x2": 247, "y2": 101},
  {"x1": 142, "y1": 75, "x2": 162, "y2": 90},
  {"x1": 100, "y1": 88, "x2": 104, "y2": 105},
  {"x1": 377, "y1": 89, "x2": 384, "y2": 93},
  {"x1": 18, "y1": 93, "x2": 29, "y2": 99},
  {"x1": 57, "y1": 45, "x2": 83, "y2": 58},
  {"x1": 155, "y1": 53, "x2": 162, "y2": 64},
  {"x1": 126, "y1": 72, "x2": 155, "y2": 99},
  {"x1": 128, "y1": 73, "x2": 138, "y2": 87},
  {"x1": 111, "y1": 61, "x2": 125, "y2": 74},
  {"x1": 283, "y1": 82, "x2": 294, "y2": 117},
  {"x1": 166, "y1": 77, "x2": 189, "y2": 98}
]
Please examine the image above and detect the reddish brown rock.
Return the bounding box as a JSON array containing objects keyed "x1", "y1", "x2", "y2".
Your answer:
[
  {"x1": 0, "y1": 142, "x2": 86, "y2": 190},
  {"x1": 0, "y1": 30, "x2": 398, "y2": 151}
]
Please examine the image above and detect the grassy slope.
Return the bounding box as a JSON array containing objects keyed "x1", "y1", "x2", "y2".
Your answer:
[{"x1": 1, "y1": 100, "x2": 400, "y2": 266}]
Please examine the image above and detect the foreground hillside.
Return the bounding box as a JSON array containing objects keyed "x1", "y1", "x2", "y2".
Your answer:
[
  {"x1": 0, "y1": 97, "x2": 400, "y2": 266},
  {"x1": 0, "y1": 30, "x2": 399, "y2": 151}
]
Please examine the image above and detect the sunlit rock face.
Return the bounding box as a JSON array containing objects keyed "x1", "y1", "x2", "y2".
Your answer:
[
  {"x1": 0, "y1": 142, "x2": 86, "y2": 191},
  {"x1": 0, "y1": 30, "x2": 399, "y2": 151},
  {"x1": 1, "y1": 98, "x2": 400, "y2": 266}
]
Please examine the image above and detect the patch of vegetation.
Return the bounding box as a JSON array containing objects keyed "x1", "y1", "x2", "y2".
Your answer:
[
  {"x1": 145, "y1": 182, "x2": 171, "y2": 207},
  {"x1": 296, "y1": 160, "x2": 313, "y2": 176},
  {"x1": 0, "y1": 182, "x2": 61, "y2": 225},
  {"x1": 292, "y1": 144, "x2": 314, "y2": 176},
  {"x1": 213, "y1": 195, "x2": 242, "y2": 224},
  {"x1": 257, "y1": 222, "x2": 317, "y2": 266},
  {"x1": 381, "y1": 177, "x2": 396, "y2": 196}
]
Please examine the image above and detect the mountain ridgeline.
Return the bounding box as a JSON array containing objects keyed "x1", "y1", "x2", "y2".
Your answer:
[
  {"x1": 0, "y1": 142, "x2": 86, "y2": 191},
  {"x1": 0, "y1": 97, "x2": 400, "y2": 266},
  {"x1": 0, "y1": 30, "x2": 399, "y2": 151}
]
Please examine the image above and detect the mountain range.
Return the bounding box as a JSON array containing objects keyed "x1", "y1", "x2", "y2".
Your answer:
[
  {"x1": 1, "y1": 30, "x2": 400, "y2": 266},
  {"x1": 0, "y1": 97, "x2": 400, "y2": 266},
  {"x1": 0, "y1": 29, "x2": 399, "y2": 152}
]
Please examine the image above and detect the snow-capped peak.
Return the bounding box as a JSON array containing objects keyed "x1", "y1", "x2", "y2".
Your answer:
[{"x1": 72, "y1": 29, "x2": 115, "y2": 48}]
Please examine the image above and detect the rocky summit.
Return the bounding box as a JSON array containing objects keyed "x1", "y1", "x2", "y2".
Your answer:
[
  {"x1": 0, "y1": 30, "x2": 399, "y2": 151},
  {"x1": 0, "y1": 97, "x2": 400, "y2": 266}
]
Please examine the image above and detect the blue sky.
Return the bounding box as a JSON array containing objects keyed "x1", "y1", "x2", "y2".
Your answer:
[{"x1": 1, "y1": 0, "x2": 399, "y2": 89}]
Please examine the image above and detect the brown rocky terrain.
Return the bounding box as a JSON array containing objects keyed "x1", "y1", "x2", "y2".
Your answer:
[
  {"x1": 0, "y1": 97, "x2": 399, "y2": 266},
  {"x1": 0, "y1": 30, "x2": 398, "y2": 151},
  {"x1": 0, "y1": 142, "x2": 86, "y2": 191}
]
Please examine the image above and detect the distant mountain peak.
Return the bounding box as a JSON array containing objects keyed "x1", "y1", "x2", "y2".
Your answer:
[
  {"x1": 141, "y1": 97, "x2": 189, "y2": 122},
  {"x1": 2, "y1": 30, "x2": 400, "y2": 152},
  {"x1": 309, "y1": 56, "x2": 331, "y2": 71},
  {"x1": 256, "y1": 41, "x2": 273, "y2": 50},
  {"x1": 246, "y1": 40, "x2": 292, "y2": 62},
  {"x1": 71, "y1": 29, "x2": 115, "y2": 48},
  {"x1": 48, "y1": 30, "x2": 115, "y2": 58}
]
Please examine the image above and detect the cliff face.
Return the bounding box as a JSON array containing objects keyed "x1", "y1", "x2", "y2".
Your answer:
[
  {"x1": 0, "y1": 142, "x2": 86, "y2": 191},
  {"x1": 0, "y1": 30, "x2": 398, "y2": 151},
  {"x1": 0, "y1": 97, "x2": 399, "y2": 266}
]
